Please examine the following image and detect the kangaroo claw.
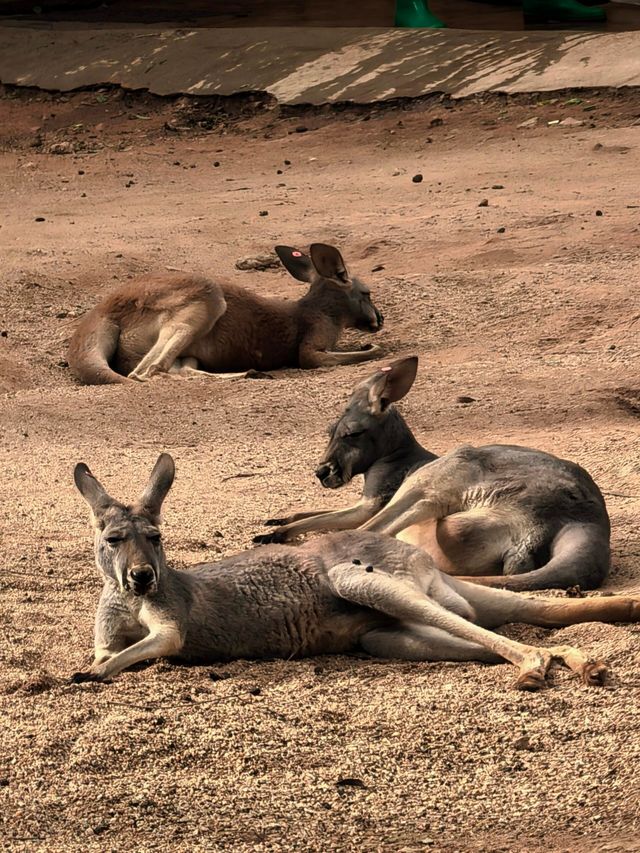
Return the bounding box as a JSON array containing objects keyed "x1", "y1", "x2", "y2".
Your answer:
[
  {"x1": 70, "y1": 670, "x2": 99, "y2": 684},
  {"x1": 253, "y1": 531, "x2": 286, "y2": 546},
  {"x1": 264, "y1": 518, "x2": 287, "y2": 527}
]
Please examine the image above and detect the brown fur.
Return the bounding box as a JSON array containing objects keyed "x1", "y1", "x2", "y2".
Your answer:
[{"x1": 68, "y1": 244, "x2": 384, "y2": 385}]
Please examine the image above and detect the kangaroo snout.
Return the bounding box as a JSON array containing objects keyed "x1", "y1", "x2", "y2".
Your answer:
[
  {"x1": 315, "y1": 462, "x2": 345, "y2": 490},
  {"x1": 128, "y1": 564, "x2": 156, "y2": 596}
]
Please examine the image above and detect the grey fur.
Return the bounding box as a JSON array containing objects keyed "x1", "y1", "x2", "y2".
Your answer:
[
  {"x1": 255, "y1": 357, "x2": 610, "y2": 592},
  {"x1": 71, "y1": 456, "x2": 637, "y2": 690}
]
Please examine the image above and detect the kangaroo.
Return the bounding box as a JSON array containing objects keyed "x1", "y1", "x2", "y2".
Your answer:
[
  {"x1": 255, "y1": 357, "x2": 611, "y2": 593},
  {"x1": 68, "y1": 243, "x2": 384, "y2": 385},
  {"x1": 71, "y1": 454, "x2": 639, "y2": 691}
]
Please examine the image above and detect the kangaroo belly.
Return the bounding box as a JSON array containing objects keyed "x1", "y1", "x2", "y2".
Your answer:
[{"x1": 397, "y1": 508, "x2": 529, "y2": 577}]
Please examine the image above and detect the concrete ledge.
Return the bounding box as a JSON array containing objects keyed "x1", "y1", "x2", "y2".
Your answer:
[{"x1": 1, "y1": 25, "x2": 640, "y2": 103}]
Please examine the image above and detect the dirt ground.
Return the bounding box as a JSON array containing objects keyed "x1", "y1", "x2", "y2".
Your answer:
[{"x1": 1, "y1": 86, "x2": 640, "y2": 852}]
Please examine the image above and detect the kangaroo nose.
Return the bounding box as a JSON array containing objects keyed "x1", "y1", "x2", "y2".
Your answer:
[
  {"x1": 130, "y1": 565, "x2": 154, "y2": 583},
  {"x1": 315, "y1": 464, "x2": 332, "y2": 482}
]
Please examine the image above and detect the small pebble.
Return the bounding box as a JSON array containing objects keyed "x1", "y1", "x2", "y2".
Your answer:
[
  {"x1": 456, "y1": 395, "x2": 476, "y2": 404},
  {"x1": 478, "y1": 199, "x2": 489, "y2": 207},
  {"x1": 365, "y1": 565, "x2": 374, "y2": 573},
  {"x1": 284, "y1": 159, "x2": 291, "y2": 165},
  {"x1": 213, "y1": 161, "x2": 220, "y2": 167},
  {"x1": 77, "y1": 169, "x2": 85, "y2": 175},
  {"x1": 595, "y1": 209, "x2": 603, "y2": 216},
  {"x1": 35, "y1": 216, "x2": 45, "y2": 222},
  {"x1": 492, "y1": 184, "x2": 504, "y2": 189},
  {"x1": 259, "y1": 210, "x2": 269, "y2": 217},
  {"x1": 497, "y1": 227, "x2": 506, "y2": 233},
  {"x1": 412, "y1": 174, "x2": 423, "y2": 183}
]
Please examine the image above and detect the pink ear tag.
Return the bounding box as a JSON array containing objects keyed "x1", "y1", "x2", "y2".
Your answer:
[{"x1": 292, "y1": 251, "x2": 302, "y2": 257}]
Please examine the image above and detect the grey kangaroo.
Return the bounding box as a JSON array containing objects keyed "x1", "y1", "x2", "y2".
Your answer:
[
  {"x1": 68, "y1": 243, "x2": 384, "y2": 385},
  {"x1": 71, "y1": 454, "x2": 639, "y2": 691},
  {"x1": 255, "y1": 357, "x2": 611, "y2": 593}
]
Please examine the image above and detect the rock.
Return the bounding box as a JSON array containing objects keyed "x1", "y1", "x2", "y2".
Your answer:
[
  {"x1": 35, "y1": 216, "x2": 45, "y2": 222},
  {"x1": 284, "y1": 159, "x2": 291, "y2": 165},
  {"x1": 429, "y1": 117, "x2": 444, "y2": 127},
  {"x1": 213, "y1": 161, "x2": 220, "y2": 167},
  {"x1": 492, "y1": 184, "x2": 504, "y2": 189},
  {"x1": 235, "y1": 254, "x2": 280, "y2": 271},
  {"x1": 49, "y1": 141, "x2": 74, "y2": 155},
  {"x1": 596, "y1": 209, "x2": 603, "y2": 216},
  {"x1": 517, "y1": 117, "x2": 538, "y2": 129},
  {"x1": 259, "y1": 210, "x2": 269, "y2": 217},
  {"x1": 497, "y1": 227, "x2": 506, "y2": 233},
  {"x1": 412, "y1": 174, "x2": 424, "y2": 183},
  {"x1": 559, "y1": 117, "x2": 584, "y2": 127},
  {"x1": 478, "y1": 199, "x2": 489, "y2": 207},
  {"x1": 456, "y1": 395, "x2": 476, "y2": 404},
  {"x1": 371, "y1": 264, "x2": 385, "y2": 272}
]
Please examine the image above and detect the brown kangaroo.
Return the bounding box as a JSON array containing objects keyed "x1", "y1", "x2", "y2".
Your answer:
[
  {"x1": 68, "y1": 243, "x2": 384, "y2": 385},
  {"x1": 71, "y1": 454, "x2": 640, "y2": 691},
  {"x1": 255, "y1": 357, "x2": 611, "y2": 593}
]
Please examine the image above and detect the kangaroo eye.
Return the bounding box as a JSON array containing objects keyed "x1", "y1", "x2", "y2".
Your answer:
[
  {"x1": 105, "y1": 536, "x2": 123, "y2": 545},
  {"x1": 147, "y1": 533, "x2": 161, "y2": 543},
  {"x1": 347, "y1": 430, "x2": 365, "y2": 439}
]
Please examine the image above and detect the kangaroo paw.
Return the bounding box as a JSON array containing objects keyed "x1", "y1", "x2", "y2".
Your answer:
[
  {"x1": 253, "y1": 531, "x2": 287, "y2": 546},
  {"x1": 70, "y1": 670, "x2": 106, "y2": 684}
]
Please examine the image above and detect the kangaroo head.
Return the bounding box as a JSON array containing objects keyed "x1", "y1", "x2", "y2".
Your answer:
[
  {"x1": 74, "y1": 453, "x2": 175, "y2": 597},
  {"x1": 316, "y1": 356, "x2": 418, "y2": 489},
  {"x1": 275, "y1": 243, "x2": 383, "y2": 333}
]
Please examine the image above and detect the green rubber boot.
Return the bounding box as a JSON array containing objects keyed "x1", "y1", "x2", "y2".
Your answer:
[
  {"x1": 395, "y1": 0, "x2": 446, "y2": 27},
  {"x1": 523, "y1": 0, "x2": 606, "y2": 24}
]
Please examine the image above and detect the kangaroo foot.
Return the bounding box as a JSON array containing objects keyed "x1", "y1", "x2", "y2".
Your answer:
[
  {"x1": 264, "y1": 517, "x2": 288, "y2": 527},
  {"x1": 515, "y1": 649, "x2": 552, "y2": 691},
  {"x1": 549, "y1": 645, "x2": 608, "y2": 687}
]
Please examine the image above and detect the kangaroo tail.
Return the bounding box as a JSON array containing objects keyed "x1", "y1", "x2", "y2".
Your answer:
[
  {"x1": 457, "y1": 523, "x2": 610, "y2": 592},
  {"x1": 68, "y1": 312, "x2": 127, "y2": 385}
]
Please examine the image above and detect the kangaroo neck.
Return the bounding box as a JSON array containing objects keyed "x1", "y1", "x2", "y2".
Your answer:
[
  {"x1": 362, "y1": 412, "x2": 438, "y2": 502},
  {"x1": 296, "y1": 283, "x2": 346, "y2": 329}
]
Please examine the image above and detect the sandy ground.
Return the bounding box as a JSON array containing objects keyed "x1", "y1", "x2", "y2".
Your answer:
[{"x1": 1, "y1": 87, "x2": 640, "y2": 851}]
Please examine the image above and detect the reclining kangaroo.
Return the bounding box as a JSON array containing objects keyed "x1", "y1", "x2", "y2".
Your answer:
[
  {"x1": 255, "y1": 357, "x2": 611, "y2": 593},
  {"x1": 71, "y1": 454, "x2": 638, "y2": 690},
  {"x1": 68, "y1": 243, "x2": 384, "y2": 385}
]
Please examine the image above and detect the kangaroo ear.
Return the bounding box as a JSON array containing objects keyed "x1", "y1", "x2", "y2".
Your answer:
[
  {"x1": 137, "y1": 453, "x2": 175, "y2": 523},
  {"x1": 367, "y1": 356, "x2": 418, "y2": 415},
  {"x1": 309, "y1": 243, "x2": 350, "y2": 286},
  {"x1": 275, "y1": 245, "x2": 315, "y2": 283},
  {"x1": 74, "y1": 463, "x2": 115, "y2": 517}
]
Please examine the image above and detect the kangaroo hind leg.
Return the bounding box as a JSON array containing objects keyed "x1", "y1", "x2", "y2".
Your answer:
[
  {"x1": 129, "y1": 294, "x2": 226, "y2": 381},
  {"x1": 327, "y1": 560, "x2": 581, "y2": 691}
]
